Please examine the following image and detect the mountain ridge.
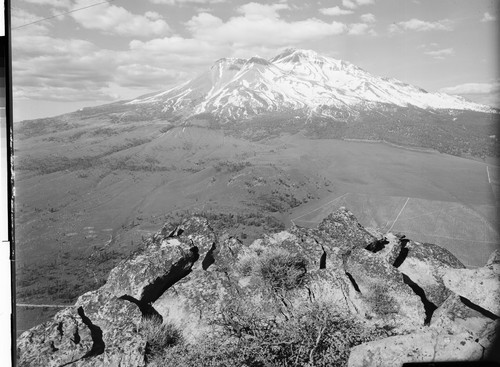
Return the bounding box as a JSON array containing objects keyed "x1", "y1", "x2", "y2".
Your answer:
[{"x1": 126, "y1": 48, "x2": 495, "y2": 121}]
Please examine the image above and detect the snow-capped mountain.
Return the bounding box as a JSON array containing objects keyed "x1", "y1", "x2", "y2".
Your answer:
[{"x1": 127, "y1": 48, "x2": 493, "y2": 120}]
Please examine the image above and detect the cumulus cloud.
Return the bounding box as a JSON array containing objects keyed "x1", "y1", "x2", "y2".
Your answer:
[
  {"x1": 69, "y1": 0, "x2": 171, "y2": 37},
  {"x1": 319, "y1": 6, "x2": 353, "y2": 16},
  {"x1": 440, "y1": 81, "x2": 500, "y2": 107},
  {"x1": 389, "y1": 18, "x2": 453, "y2": 32},
  {"x1": 149, "y1": 0, "x2": 226, "y2": 4},
  {"x1": 11, "y1": 7, "x2": 52, "y2": 33},
  {"x1": 21, "y1": 0, "x2": 71, "y2": 7},
  {"x1": 342, "y1": 0, "x2": 374, "y2": 10},
  {"x1": 11, "y1": 1, "x2": 352, "y2": 105},
  {"x1": 481, "y1": 12, "x2": 496, "y2": 22},
  {"x1": 348, "y1": 23, "x2": 376, "y2": 35},
  {"x1": 360, "y1": 13, "x2": 376, "y2": 23},
  {"x1": 186, "y1": 3, "x2": 346, "y2": 47},
  {"x1": 424, "y1": 47, "x2": 454, "y2": 59},
  {"x1": 440, "y1": 81, "x2": 500, "y2": 95}
]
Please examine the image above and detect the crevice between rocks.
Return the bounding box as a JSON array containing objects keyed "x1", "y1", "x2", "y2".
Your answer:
[
  {"x1": 76, "y1": 306, "x2": 105, "y2": 359},
  {"x1": 166, "y1": 226, "x2": 184, "y2": 238},
  {"x1": 119, "y1": 295, "x2": 163, "y2": 323},
  {"x1": 140, "y1": 246, "x2": 200, "y2": 304},
  {"x1": 401, "y1": 274, "x2": 437, "y2": 325},
  {"x1": 365, "y1": 237, "x2": 389, "y2": 253},
  {"x1": 202, "y1": 242, "x2": 216, "y2": 270},
  {"x1": 393, "y1": 238, "x2": 409, "y2": 268},
  {"x1": 345, "y1": 272, "x2": 361, "y2": 293},
  {"x1": 319, "y1": 246, "x2": 326, "y2": 269},
  {"x1": 459, "y1": 296, "x2": 499, "y2": 321}
]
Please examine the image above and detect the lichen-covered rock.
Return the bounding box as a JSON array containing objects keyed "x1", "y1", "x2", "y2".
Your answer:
[
  {"x1": 17, "y1": 293, "x2": 146, "y2": 367},
  {"x1": 345, "y1": 247, "x2": 425, "y2": 330},
  {"x1": 296, "y1": 207, "x2": 375, "y2": 252},
  {"x1": 397, "y1": 240, "x2": 465, "y2": 306},
  {"x1": 104, "y1": 239, "x2": 200, "y2": 303},
  {"x1": 431, "y1": 293, "x2": 497, "y2": 340},
  {"x1": 442, "y1": 250, "x2": 500, "y2": 317},
  {"x1": 348, "y1": 330, "x2": 487, "y2": 367}
]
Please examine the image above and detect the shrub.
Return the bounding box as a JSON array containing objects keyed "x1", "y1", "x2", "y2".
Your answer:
[
  {"x1": 153, "y1": 301, "x2": 387, "y2": 367},
  {"x1": 257, "y1": 248, "x2": 308, "y2": 292},
  {"x1": 140, "y1": 318, "x2": 183, "y2": 362}
]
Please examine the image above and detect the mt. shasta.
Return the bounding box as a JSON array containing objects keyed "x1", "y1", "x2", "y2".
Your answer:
[{"x1": 127, "y1": 48, "x2": 493, "y2": 121}]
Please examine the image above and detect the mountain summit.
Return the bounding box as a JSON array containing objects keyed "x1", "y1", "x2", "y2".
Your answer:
[{"x1": 127, "y1": 48, "x2": 492, "y2": 120}]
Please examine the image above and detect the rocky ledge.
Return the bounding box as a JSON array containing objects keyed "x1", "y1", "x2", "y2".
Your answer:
[{"x1": 17, "y1": 208, "x2": 500, "y2": 366}]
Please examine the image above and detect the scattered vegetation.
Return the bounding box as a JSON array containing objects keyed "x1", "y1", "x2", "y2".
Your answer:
[
  {"x1": 140, "y1": 319, "x2": 183, "y2": 363},
  {"x1": 150, "y1": 301, "x2": 387, "y2": 367},
  {"x1": 367, "y1": 284, "x2": 400, "y2": 317},
  {"x1": 256, "y1": 248, "x2": 308, "y2": 292},
  {"x1": 214, "y1": 160, "x2": 252, "y2": 173},
  {"x1": 17, "y1": 248, "x2": 125, "y2": 304}
]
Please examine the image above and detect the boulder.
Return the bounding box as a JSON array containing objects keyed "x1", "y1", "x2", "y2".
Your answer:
[
  {"x1": 295, "y1": 207, "x2": 375, "y2": 252},
  {"x1": 397, "y1": 240, "x2": 465, "y2": 306},
  {"x1": 17, "y1": 292, "x2": 146, "y2": 367},
  {"x1": 442, "y1": 250, "x2": 500, "y2": 317},
  {"x1": 431, "y1": 293, "x2": 498, "y2": 344},
  {"x1": 345, "y1": 247, "x2": 425, "y2": 330},
  {"x1": 348, "y1": 330, "x2": 487, "y2": 367}
]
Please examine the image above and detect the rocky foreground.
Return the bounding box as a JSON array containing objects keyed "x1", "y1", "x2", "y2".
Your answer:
[{"x1": 17, "y1": 208, "x2": 500, "y2": 366}]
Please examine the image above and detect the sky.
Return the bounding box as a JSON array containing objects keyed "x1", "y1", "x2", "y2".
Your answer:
[{"x1": 10, "y1": 0, "x2": 500, "y2": 121}]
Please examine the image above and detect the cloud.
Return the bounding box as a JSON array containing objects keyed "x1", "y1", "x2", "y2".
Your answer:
[
  {"x1": 424, "y1": 47, "x2": 454, "y2": 59},
  {"x1": 319, "y1": 7, "x2": 353, "y2": 16},
  {"x1": 348, "y1": 23, "x2": 376, "y2": 36},
  {"x1": 21, "y1": 0, "x2": 71, "y2": 7},
  {"x1": 69, "y1": 0, "x2": 171, "y2": 37},
  {"x1": 440, "y1": 81, "x2": 500, "y2": 108},
  {"x1": 389, "y1": 18, "x2": 453, "y2": 32},
  {"x1": 186, "y1": 3, "x2": 346, "y2": 47},
  {"x1": 11, "y1": 1, "x2": 351, "y2": 106},
  {"x1": 481, "y1": 12, "x2": 496, "y2": 22},
  {"x1": 11, "y1": 7, "x2": 52, "y2": 33},
  {"x1": 440, "y1": 81, "x2": 500, "y2": 95},
  {"x1": 149, "y1": 0, "x2": 226, "y2": 4},
  {"x1": 360, "y1": 13, "x2": 375, "y2": 23},
  {"x1": 342, "y1": 0, "x2": 374, "y2": 10}
]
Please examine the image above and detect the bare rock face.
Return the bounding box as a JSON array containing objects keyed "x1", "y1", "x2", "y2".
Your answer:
[
  {"x1": 17, "y1": 292, "x2": 147, "y2": 367},
  {"x1": 396, "y1": 240, "x2": 465, "y2": 306},
  {"x1": 431, "y1": 293, "x2": 498, "y2": 344},
  {"x1": 345, "y1": 247, "x2": 425, "y2": 330},
  {"x1": 442, "y1": 250, "x2": 500, "y2": 317},
  {"x1": 348, "y1": 331, "x2": 486, "y2": 367},
  {"x1": 303, "y1": 207, "x2": 376, "y2": 252}
]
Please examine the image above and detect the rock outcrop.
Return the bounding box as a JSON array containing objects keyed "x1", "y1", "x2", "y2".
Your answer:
[{"x1": 17, "y1": 208, "x2": 500, "y2": 366}]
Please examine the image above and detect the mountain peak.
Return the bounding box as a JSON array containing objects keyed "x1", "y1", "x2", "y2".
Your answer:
[
  {"x1": 271, "y1": 48, "x2": 322, "y2": 63},
  {"x1": 128, "y1": 48, "x2": 494, "y2": 117}
]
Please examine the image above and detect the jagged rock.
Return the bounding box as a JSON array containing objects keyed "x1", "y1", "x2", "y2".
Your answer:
[
  {"x1": 256, "y1": 229, "x2": 324, "y2": 267},
  {"x1": 396, "y1": 240, "x2": 465, "y2": 306},
  {"x1": 487, "y1": 249, "x2": 500, "y2": 265},
  {"x1": 367, "y1": 233, "x2": 400, "y2": 264},
  {"x1": 17, "y1": 293, "x2": 146, "y2": 367},
  {"x1": 104, "y1": 238, "x2": 200, "y2": 303},
  {"x1": 299, "y1": 207, "x2": 375, "y2": 252},
  {"x1": 348, "y1": 330, "x2": 487, "y2": 367},
  {"x1": 345, "y1": 247, "x2": 425, "y2": 330},
  {"x1": 154, "y1": 236, "x2": 245, "y2": 340},
  {"x1": 431, "y1": 293, "x2": 498, "y2": 343},
  {"x1": 18, "y1": 209, "x2": 498, "y2": 366},
  {"x1": 442, "y1": 250, "x2": 500, "y2": 317}
]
